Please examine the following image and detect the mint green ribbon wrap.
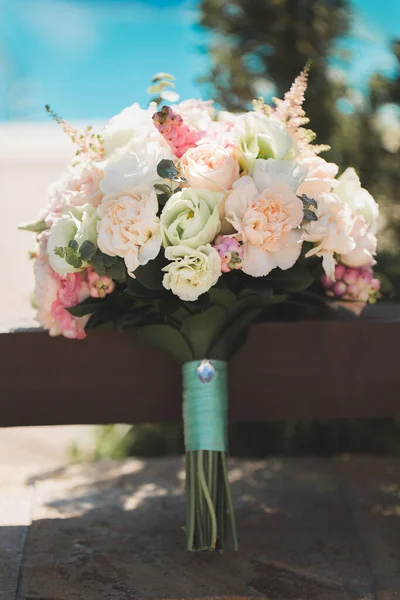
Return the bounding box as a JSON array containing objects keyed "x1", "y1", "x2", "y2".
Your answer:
[{"x1": 182, "y1": 360, "x2": 228, "y2": 452}]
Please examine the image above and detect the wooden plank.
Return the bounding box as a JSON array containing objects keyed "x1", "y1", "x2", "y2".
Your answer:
[{"x1": 2, "y1": 304, "x2": 400, "y2": 426}]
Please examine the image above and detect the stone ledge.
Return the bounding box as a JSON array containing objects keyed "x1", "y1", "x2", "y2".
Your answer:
[{"x1": 1, "y1": 456, "x2": 400, "y2": 599}]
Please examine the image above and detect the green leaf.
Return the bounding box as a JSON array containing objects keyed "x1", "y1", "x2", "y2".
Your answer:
[
  {"x1": 181, "y1": 305, "x2": 227, "y2": 359},
  {"x1": 156, "y1": 159, "x2": 187, "y2": 183},
  {"x1": 209, "y1": 307, "x2": 264, "y2": 361},
  {"x1": 67, "y1": 298, "x2": 106, "y2": 317},
  {"x1": 134, "y1": 252, "x2": 167, "y2": 291},
  {"x1": 18, "y1": 219, "x2": 47, "y2": 233},
  {"x1": 134, "y1": 324, "x2": 193, "y2": 364},
  {"x1": 79, "y1": 240, "x2": 96, "y2": 261},
  {"x1": 89, "y1": 252, "x2": 106, "y2": 276},
  {"x1": 249, "y1": 265, "x2": 314, "y2": 293},
  {"x1": 106, "y1": 259, "x2": 127, "y2": 283}
]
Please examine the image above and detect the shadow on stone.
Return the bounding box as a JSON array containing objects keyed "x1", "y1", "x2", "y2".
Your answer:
[{"x1": 10, "y1": 457, "x2": 390, "y2": 599}]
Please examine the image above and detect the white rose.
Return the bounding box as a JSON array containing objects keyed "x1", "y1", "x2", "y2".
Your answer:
[
  {"x1": 102, "y1": 102, "x2": 158, "y2": 156},
  {"x1": 99, "y1": 136, "x2": 173, "y2": 195},
  {"x1": 160, "y1": 188, "x2": 222, "y2": 248},
  {"x1": 163, "y1": 244, "x2": 221, "y2": 301},
  {"x1": 234, "y1": 112, "x2": 297, "y2": 172},
  {"x1": 47, "y1": 204, "x2": 98, "y2": 275},
  {"x1": 303, "y1": 192, "x2": 356, "y2": 279},
  {"x1": 97, "y1": 186, "x2": 161, "y2": 275},
  {"x1": 180, "y1": 144, "x2": 239, "y2": 192},
  {"x1": 225, "y1": 174, "x2": 304, "y2": 277},
  {"x1": 335, "y1": 168, "x2": 379, "y2": 231},
  {"x1": 252, "y1": 158, "x2": 305, "y2": 192}
]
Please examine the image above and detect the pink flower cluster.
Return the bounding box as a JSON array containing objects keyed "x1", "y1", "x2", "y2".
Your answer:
[
  {"x1": 152, "y1": 105, "x2": 199, "y2": 158},
  {"x1": 87, "y1": 269, "x2": 115, "y2": 298},
  {"x1": 321, "y1": 263, "x2": 381, "y2": 303},
  {"x1": 213, "y1": 235, "x2": 243, "y2": 273}
]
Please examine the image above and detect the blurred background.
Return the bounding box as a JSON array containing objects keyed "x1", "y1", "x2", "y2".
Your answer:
[{"x1": 1, "y1": 0, "x2": 400, "y2": 464}]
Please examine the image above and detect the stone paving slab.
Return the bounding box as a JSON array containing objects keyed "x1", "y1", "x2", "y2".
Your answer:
[{"x1": 1, "y1": 457, "x2": 400, "y2": 599}]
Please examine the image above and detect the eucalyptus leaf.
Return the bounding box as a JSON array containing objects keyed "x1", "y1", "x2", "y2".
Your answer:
[
  {"x1": 18, "y1": 219, "x2": 47, "y2": 234},
  {"x1": 156, "y1": 159, "x2": 187, "y2": 183},
  {"x1": 68, "y1": 239, "x2": 79, "y2": 251},
  {"x1": 79, "y1": 240, "x2": 96, "y2": 261},
  {"x1": 134, "y1": 324, "x2": 193, "y2": 364},
  {"x1": 64, "y1": 247, "x2": 82, "y2": 269}
]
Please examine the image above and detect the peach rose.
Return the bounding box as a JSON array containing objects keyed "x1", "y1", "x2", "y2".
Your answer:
[
  {"x1": 180, "y1": 144, "x2": 239, "y2": 192},
  {"x1": 97, "y1": 186, "x2": 161, "y2": 275},
  {"x1": 225, "y1": 175, "x2": 304, "y2": 277}
]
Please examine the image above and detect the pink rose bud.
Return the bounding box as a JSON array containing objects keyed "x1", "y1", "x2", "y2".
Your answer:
[
  {"x1": 370, "y1": 278, "x2": 381, "y2": 291},
  {"x1": 343, "y1": 268, "x2": 360, "y2": 285},
  {"x1": 335, "y1": 263, "x2": 346, "y2": 280},
  {"x1": 333, "y1": 281, "x2": 347, "y2": 297},
  {"x1": 321, "y1": 274, "x2": 334, "y2": 290}
]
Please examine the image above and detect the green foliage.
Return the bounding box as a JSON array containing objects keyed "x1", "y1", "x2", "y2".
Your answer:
[
  {"x1": 156, "y1": 159, "x2": 187, "y2": 183},
  {"x1": 19, "y1": 219, "x2": 47, "y2": 233},
  {"x1": 88, "y1": 250, "x2": 127, "y2": 283}
]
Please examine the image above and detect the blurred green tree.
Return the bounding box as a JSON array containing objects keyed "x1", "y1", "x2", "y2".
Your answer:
[{"x1": 199, "y1": 0, "x2": 400, "y2": 255}]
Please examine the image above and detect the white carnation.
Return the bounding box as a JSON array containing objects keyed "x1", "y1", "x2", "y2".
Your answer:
[{"x1": 163, "y1": 244, "x2": 221, "y2": 301}]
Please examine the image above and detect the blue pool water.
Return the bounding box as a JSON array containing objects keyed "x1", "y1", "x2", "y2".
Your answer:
[{"x1": 0, "y1": 0, "x2": 399, "y2": 121}]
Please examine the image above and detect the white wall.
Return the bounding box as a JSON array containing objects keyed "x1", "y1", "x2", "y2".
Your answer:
[{"x1": 1, "y1": 123, "x2": 76, "y2": 329}]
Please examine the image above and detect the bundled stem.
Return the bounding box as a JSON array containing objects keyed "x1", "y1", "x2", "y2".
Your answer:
[{"x1": 185, "y1": 450, "x2": 238, "y2": 551}]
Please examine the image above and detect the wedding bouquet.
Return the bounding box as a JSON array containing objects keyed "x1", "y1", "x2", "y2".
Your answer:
[{"x1": 21, "y1": 68, "x2": 381, "y2": 551}]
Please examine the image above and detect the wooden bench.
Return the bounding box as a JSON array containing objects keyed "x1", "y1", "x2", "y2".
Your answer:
[{"x1": 2, "y1": 302, "x2": 400, "y2": 428}]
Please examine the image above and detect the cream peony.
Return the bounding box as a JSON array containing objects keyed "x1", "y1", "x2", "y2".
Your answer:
[
  {"x1": 180, "y1": 144, "x2": 239, "y2": 192},
  {"x1": 163, "y1": 244, "x2": 221, "y2": 301},
  {"x1": 160, "y1": 188, "x2": 222, "y2": 248},
  {"x1": 303, "y1": 192, "x2": 356, "y2": 279},
  {"x1": 97, "y1": 186, "x2": 161, "y2": 275},
  {"x1": 47, "y1": 204, "x2": 98, "y2": 275},
  {"x1": 297, "y1": 156, "x2": 338, "y2": 198},
  {"x1": 225, "y1": 174, "x2": 304, "y2": 277},
  {"x1": 234, "y1": 112, "x2": 297, "y2": 172},
  {"x1": 335, "y1": 168, "x2": 379, "y2": 231}
]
